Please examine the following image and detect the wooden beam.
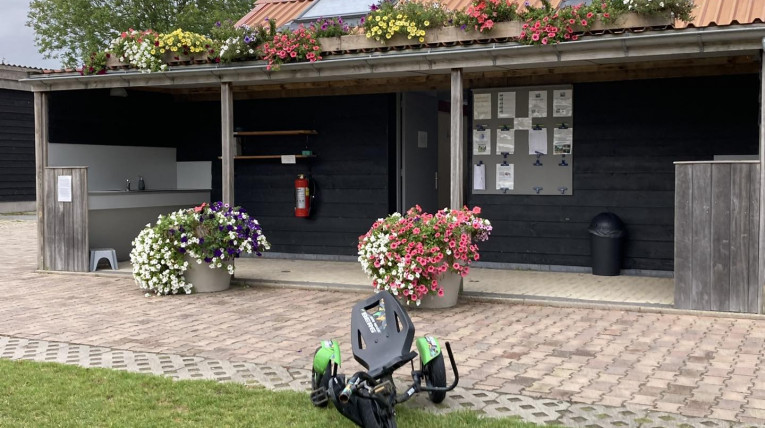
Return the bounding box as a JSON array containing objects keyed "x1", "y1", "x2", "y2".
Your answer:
[
  {"x1": 759, "y1": 41, "x2": 765, "y2": 314},
  {"x1": 221, "y1": 82, "x2": 235, "y2": 205},
  {"x1": 450, "y1": 68, "x2": 464, "y2": 209},
  {"x1": 34, "y1": 91, "x2": 48, "y2": 270}
]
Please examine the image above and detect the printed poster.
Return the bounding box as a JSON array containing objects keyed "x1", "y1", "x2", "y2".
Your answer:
[
  {"x1": 473, "y1": 128, "x2": 491, "y2": 155},
  {"x1": 553, "y1": 89, "x2": 572, "y2": 117},
  {"x1": 57, "y1": 175, "x2": 72, "y2": 202},
  {"x1": 529, "y1": 90, "x2": 548, "y2": 118},
  {"x1": 497, "y1": 91, "x2": 516, "y2": 118},
  {"x1": 514, "y1": 117, "x2": 532, "y2": 130},
  {"x1": 473, "y1": 163, "x2": 486, "y2": 190},
  {"x1": 528, "y1": 128, "x2": 548, "y2": 155},
  {"x1": 496, "y1": 129, "x2": 515, "y2": 154},
  {"x1": 496, "y1": 164, "x2": 514, "y2": 190},
  {"x1": 553, "y1": 127, "x2": 573, "y2": 155},
  {"x1": 473, "y1": 93, "x2": 491, "y2": 120}
]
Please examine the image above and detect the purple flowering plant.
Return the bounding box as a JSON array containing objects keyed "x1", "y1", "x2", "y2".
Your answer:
[
  {"x1": 130, "y1": 201, "x2": 270, "y2": 295},
  {"x1": 309, "y1": 17, "x2": 351, "y2": 38}
]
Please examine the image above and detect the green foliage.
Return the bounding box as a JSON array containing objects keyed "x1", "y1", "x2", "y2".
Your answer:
[
  {"x1": 210, "y1": 19, "x2": 277, "y2": 64},
  {"x1": 27, "y1": 0, "x2": 253, "y2": 68},
  {"x1": 80, "y1": 51, "x2": 106, "y2": 75}
]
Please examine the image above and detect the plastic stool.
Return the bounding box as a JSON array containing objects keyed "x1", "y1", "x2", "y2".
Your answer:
[{"x1": 90, "y1": 248, "x2": 118, "y2": 271}]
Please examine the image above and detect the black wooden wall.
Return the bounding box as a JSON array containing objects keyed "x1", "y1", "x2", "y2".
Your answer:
[
  {"x1": 468, "y1": 74, "x2": 760, "y2": 271},
  {"x1": 209, "y1": 94, "x2": 397, "y2": 255},
  {"x1": 0, "y1": 89, "x2": 35, "y2": 202}
]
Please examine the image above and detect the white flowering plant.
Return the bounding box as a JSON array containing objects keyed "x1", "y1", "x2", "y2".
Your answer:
[
  {"x1": 130, "y1": 201, "x2": 270, "y2": 295},
  {"x1": 107, "y1": 29, "x2": 167, "y2": 73},
  {"x1": 614, "y1": 0, "x2": 694, "y2": 22},
  {"x1": 210, "y1": 19, "x2": 276, "y2": 63},
  {"x1": 357, "y1": 205, "x2": 491, "y2": 306}
]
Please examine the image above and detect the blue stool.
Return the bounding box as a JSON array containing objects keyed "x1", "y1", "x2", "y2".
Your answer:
[{"x1": 90, "y1": 248, "x2": 118, "y2": 271}]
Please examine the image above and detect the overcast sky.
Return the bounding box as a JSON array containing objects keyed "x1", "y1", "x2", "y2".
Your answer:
[{"x1": 0, "y1": 0, "x2": 60, "y2": 69}]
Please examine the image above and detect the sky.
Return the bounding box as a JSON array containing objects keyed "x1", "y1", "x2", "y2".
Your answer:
[{"x1": 0, "y1": 0, "x2": 60, "y2": 69}]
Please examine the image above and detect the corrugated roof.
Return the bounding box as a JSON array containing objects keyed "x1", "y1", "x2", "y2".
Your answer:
[
  {"x1": 236, "y1": 0, "x2": 315, "y2": 28},
  {"x1": 237, "y1": 0, "x2": 765, "y2": 30}
]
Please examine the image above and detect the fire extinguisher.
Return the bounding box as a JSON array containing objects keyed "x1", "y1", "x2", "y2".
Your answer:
[{"x1": 295, "y1": 174, "x2": 311, "y2": 218}]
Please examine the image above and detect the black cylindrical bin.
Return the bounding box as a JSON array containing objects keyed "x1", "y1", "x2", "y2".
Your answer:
[{"x1": 588, "y1": 212, "x2": 625, "y2": 276}]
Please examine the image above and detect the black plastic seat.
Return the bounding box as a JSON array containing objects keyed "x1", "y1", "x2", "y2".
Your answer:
[{"x1": 350, "y1": 291, "x2": 416, "y2": 379}]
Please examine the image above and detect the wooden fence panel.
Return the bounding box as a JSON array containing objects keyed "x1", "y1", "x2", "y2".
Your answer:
[
  {"x1": 43, "y1": 167, "x2": 88, "y2": 272},
  {"x1": 675, "y1": 161, "x2": 762, "y2": 314}
]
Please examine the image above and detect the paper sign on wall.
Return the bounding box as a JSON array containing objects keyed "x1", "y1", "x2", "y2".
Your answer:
[
  {"x1": 496, "y1": 129, "x2": 515, "y2": 154},
  {"x1": 57, "y1": 175, "x2": 72, "y2": 202},
  {"x1": 281, "y1": 155, "x2": 296, "y2": 164},
  {"x1": 528, "y1": 128, "x2": 548, "y2": 155},
  {"x1": 553, "y1": 89, "x2": 572, "y2": 117},
  {"x1": 514, "y1": 117, "x2": 532, "y2": 130},
  {"x1": 497, "y1": 91, "x2": 516, "y2": 118},
  {"x1": 553, "y1": 127, "x2": 573, "y2": 154},
  {"x1": 473, "y1": 128, "x2": 491, "y2": 155},
  {"x1": 473, "y1": 93, "x2": 491, "y2": 119},
  {"x1": 496, "y1": 164, "x2": 514, "y2": 190},
  {"x1": 529, "y1": 91, "x2": 547, "y2": 117},
  {"x1": 473, "y1": 163, "x2": 486, "y2": 190}
]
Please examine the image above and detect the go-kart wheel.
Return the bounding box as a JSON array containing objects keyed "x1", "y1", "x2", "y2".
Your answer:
[
  {"x1": 423, "y1": 353, "x2": 447, "y2": 404},
  {"x1": 310, "y1": 347, "x2": 330, "y2": 407},
  {"x1": 359, "y1": 399, "x2": 397, "y2": 428}
]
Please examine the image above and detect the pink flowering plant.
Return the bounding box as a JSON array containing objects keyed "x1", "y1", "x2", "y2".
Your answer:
[
  {"x1": 519, "y1": 0, "x2": 618, "y2": 45},
  {"x1": 358, "y1": 206, "x2": 492, "y2": 306},
  {"x1": 259, "y1": 25, "x2": 322, "y2": 71},
  {"x1": 454, "y1": 0, "x2": 519, "y2": 32}
]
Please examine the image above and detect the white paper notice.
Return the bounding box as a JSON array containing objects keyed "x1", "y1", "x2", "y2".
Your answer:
[
  {"x1": 497, "y1": 91, "x2": 516, "y2": 118},
  {"x1": 553, "y1": 127, "x2": 573, "y2": 154},
  {"x1": 514, "y1": 117, "x2": 532, "y2": 130},
  {"x1": 496, "y1": 164, "x2": 514, "y2": 190},
  {"x1": 473, "y1": 128, "x2": 491, "y2": 155},
  {"x1": 496, "y1": 129, "x2": 515, "y2": 154},
  {"x1": 529, "y1": 90, "x2": 548, "y2": 117},
  {"x1": 473, "y1": 93, "x2": 491, "y2": 120},
  {"x1": 57, "y1": 175, "x2": 72, "y2": 202},
  {"x1": 553, "y1": 89, "x2": 572, "y2": 117},
  {"x1": 281, "y1": 155, "x2": 297, "y2": 164},
  {"x1": 528, "y1": 128, "x2": 548, "y2": 155},
  {"x1": 473, "y1": 164, "x2": 486, "y2": 190}
]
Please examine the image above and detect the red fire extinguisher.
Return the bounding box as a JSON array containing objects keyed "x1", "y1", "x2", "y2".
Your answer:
[{"x1": 295, "y1": 174, "x2": 310, "y2": 218}]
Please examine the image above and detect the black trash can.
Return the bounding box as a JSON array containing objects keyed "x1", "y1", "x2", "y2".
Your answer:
[{"x1": 588, "y1": 212, "x2": 625, "y2": 276}]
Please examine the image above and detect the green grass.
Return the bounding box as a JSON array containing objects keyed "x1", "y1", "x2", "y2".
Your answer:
[{"x1": 0, "y1": 359, "x2": 547, "y2": 427}]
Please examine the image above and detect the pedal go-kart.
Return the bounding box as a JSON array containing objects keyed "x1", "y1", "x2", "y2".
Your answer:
[{"x1": 310, "y1": 290, "x2": 459, "y2": 427}]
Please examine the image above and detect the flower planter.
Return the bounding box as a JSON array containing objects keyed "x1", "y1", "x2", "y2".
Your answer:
[
  {"x1": 105, "y1": 54, "x2": 129, "y2": 69},
  {"x1": 162, "y1": 51, "x2": 208, "y2": 65},
  {"x1": 416, "y1": 271, "x2": 463, "y2": 309},
  {"x1": 184, "y1": 255, "x2": 232, "y2": 293},
  {"x1": 318, "y1": 21, "x2": 521, "y2": 53},
  {"x1": 588, "y1": 12, "x2": 673, "y2": 31}
]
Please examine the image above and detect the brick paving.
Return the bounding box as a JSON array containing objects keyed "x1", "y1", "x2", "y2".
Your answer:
[{"x1": 1, "y1": 218, "x2": 764, "y2": 427}]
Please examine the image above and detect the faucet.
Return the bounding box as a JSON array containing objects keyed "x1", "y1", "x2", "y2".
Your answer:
[{"x1": 125, "y1": 179, "x2": 131, "y2": 191}]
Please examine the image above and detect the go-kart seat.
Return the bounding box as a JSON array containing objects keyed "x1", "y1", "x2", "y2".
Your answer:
[{"x1": 350, "y1": 291, "x2": 417, "y2": 379}]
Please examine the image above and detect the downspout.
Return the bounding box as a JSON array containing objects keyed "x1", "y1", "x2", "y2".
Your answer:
[
  {"x1": 757, "y1": 37, "x2": 765, "y2": 314},
  {"x1": 450, "y1": 69, "x2": 464, "y2": 209}
]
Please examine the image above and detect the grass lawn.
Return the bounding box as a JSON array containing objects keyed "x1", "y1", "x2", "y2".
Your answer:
[{"x1": 0, "y1": 359, "x2": 551, "y2": 427}]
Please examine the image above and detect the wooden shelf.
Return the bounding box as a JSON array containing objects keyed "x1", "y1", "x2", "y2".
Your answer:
[
  {"x1": 218, "y1": 155, "x2": 317, "y2": 160},
  {"x1": 233, "y1": 130, "x2": 318, "y2": 137}
]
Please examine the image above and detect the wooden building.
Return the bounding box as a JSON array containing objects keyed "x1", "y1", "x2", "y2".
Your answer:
[{"x1": 22, "y1": 3, "x2": 765, "y2": 312}]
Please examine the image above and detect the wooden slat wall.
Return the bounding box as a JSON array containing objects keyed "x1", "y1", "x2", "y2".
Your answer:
[
  {"x1": 43, "y1": 167, "x2": 88, "y2": 272},
  {"x1": 674, "y1": 162, "x2": 762, "y2": 314},
  {"x1": 0, "y1": 89, "x2": 35, "y2": 202}
]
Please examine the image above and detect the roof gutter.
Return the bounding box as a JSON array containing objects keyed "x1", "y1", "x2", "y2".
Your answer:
[{"x1": 22, "y1": 24, "x2": 765, "y2": 91}]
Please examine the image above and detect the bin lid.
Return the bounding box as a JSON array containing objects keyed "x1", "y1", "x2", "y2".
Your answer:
[{"x1": 588, "y1": 212, "x2": 625, "y2": 238}]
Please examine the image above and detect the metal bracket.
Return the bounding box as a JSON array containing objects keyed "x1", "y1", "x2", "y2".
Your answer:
[{"x1": 533, "y1": 186, "x2": 543, "y2": 194}]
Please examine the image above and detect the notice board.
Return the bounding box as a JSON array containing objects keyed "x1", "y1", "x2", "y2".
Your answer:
[{"x1": 470, "y1": 85, "x2": 573, "y2": 196}]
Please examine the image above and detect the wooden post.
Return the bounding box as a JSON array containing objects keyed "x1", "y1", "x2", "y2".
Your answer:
[
  {"x1": 450, "y1": 68, "x2": 464, "y2": 209},
  {"x1": 34, "y1": 91, "x2": 48, "y2": 270},
  {"x1": 759, "y1": 41, "x2": 765, "y2": 314},
  {"x1": 221, "y1": 82, "x2": 235, "y2": 205}
]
